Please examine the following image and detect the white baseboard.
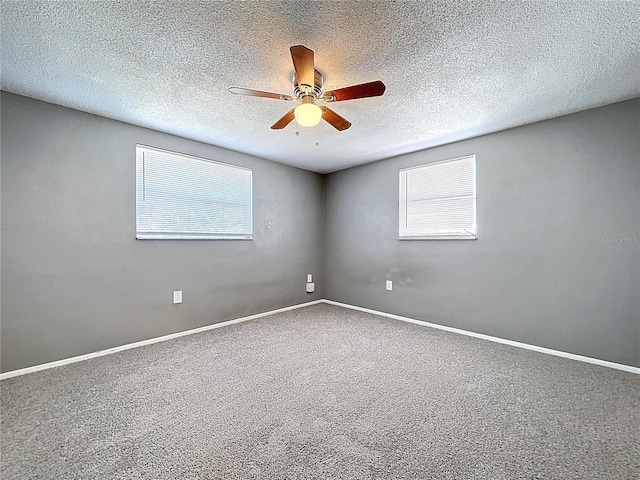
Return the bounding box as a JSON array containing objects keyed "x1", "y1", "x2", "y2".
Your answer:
[
  {"x1": 323, "y1": 300, "x2": 640, "y2": 375},
  {"x1": 0, "y1": 300, "x2": 323, "y2": 380},
  {"x1": 2, "y1": 298, "x2": 637, "y2": 380}
]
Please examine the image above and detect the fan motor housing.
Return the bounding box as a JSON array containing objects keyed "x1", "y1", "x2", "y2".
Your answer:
[{"x1": 293, "y1": 69, "x2": 323, "y2": 98}]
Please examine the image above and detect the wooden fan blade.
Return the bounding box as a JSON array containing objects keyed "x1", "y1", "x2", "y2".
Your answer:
[
  {"x1": 321, "y1": 107, "x2": 351, "y2": 131},
  {"x1": 229, "y1": 87, "x2": 293, "y2": 101},
  {"x1": 271, "y1": 109, "x2": 296, "y2": 129},
  {"x1": 323, "y1": 80, "x2": 386, "y2": 102},
  {"x1": 290, "y1": 45, "x2": 315, "y2": 88}
]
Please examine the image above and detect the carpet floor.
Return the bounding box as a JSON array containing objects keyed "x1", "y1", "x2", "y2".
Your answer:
[{"x1": 1, "y1": 303, "x2": 639, "y2": 479}]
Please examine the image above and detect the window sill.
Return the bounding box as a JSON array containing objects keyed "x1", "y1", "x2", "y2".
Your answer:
[
  {"x1": 136, "y1": 234, "x2": 253, "y2": 240},
  {"x1": 398, "y1": 235, "x2": 477, "y2": 241}
]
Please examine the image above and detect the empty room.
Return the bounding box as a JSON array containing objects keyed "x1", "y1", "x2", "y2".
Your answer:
[{"x1": 1, "y1": 1, "x2": 639, "y2": 479}]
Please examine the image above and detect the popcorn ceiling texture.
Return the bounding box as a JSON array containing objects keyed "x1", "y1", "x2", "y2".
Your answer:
[{"x1": 1, "y1": 1, "x2": 639, "y2": 173}]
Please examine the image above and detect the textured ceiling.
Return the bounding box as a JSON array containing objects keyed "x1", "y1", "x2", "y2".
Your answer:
[{"x1": 1, "y1": 1, "x2": 639, "y2": 173}]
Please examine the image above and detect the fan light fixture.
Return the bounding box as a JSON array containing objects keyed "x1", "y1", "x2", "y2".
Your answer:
[
  {"x1": 229, "y1": 45, "x2": 386, "y2": 131},
  {"x1": 294, "y1": 97, "x2": 322, "y2": 127}
]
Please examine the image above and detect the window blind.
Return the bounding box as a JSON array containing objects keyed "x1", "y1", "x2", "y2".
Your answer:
[
  {"x1": 136, "y1": 146, "x2": 253, "y2": 240},
  {"x1": 399, "y1": 155, "x2": 476, "y2": 239}
]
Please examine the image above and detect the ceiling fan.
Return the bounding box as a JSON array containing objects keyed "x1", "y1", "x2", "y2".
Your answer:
[{"x1": 229, "y1": 45, "x2": 386, "y2": 131}]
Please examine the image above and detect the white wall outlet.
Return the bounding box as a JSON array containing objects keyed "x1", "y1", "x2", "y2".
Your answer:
[
  {"x1": 386, "y1": 280, "x2": 393, "y2": 291},
  {"x1": 306, "y1": 282, "x2": 315, "y2": 293},
  {"x1": 307, "y1": 274, "x2": 313, "y2": 283},
  {"x1": 173, "y1": 290, "x2": 182, "y2": 304}
]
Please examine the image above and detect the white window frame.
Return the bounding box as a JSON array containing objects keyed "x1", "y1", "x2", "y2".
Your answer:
[
  {"x1": 399, "y1": 154, "x2": 477, "y2": 240},
  {"x1": 136, "y1": 145, "x2": 253, "y2": 240}
]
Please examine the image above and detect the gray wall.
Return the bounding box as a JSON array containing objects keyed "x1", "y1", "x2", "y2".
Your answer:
[
  {"x1": 325, "y1": 99, "x2": 640, "y2": 367},
  {"x1": 3, "y1": 92, "x2": 638, "y2": 372},
  {"x1": 1, "y1": 92, "x2": 324, "y2": 372}
]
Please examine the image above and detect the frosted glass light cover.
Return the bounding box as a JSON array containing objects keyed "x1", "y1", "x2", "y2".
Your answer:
[{"x1": 294, "y1": 103, "x2": 322, "y2": 127}]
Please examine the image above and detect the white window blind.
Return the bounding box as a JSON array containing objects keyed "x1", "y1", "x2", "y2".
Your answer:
[
  {"x1": 136, "y1": 145, "x2": 252, "y2": 240},
  {"x1": 399, "y1": 155, "x2": 476, "y2": 240}
]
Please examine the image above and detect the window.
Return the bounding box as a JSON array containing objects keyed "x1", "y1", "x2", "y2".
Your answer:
[
  {"x1": 136, "y1": 145, "x2": 252, "y2": 240},
  {"x1": 399, "y1": 154, "x2": 476, "y2": 240}
]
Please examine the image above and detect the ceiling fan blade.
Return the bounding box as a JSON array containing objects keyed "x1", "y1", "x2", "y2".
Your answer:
[
  {"x1": 271, "y1": 109, "x2": 296, "y2": 130},
  {"x1": 229, "y1": 87, "x2": 293, "y2": 101},
  {"x1": 290, "y1": 45, "x2": 315, "y2": 88},
  {"x1": 323, "y1": 80, "x2": 386, "y2": 102},
  {"x1": 321, "y1": 107, "x2": 351, "y2": 131}
]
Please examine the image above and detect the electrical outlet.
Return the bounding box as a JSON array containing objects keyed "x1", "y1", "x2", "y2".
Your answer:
[
  {"x1": 307, "y1": 274, "x2": 313, "y2": 283},
  {"x1": 173, "y1": 290, "x2": 182, "y2": 304},
  {"x1": 386, "y1": 280, "x2": 393, "y2": 291}
]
